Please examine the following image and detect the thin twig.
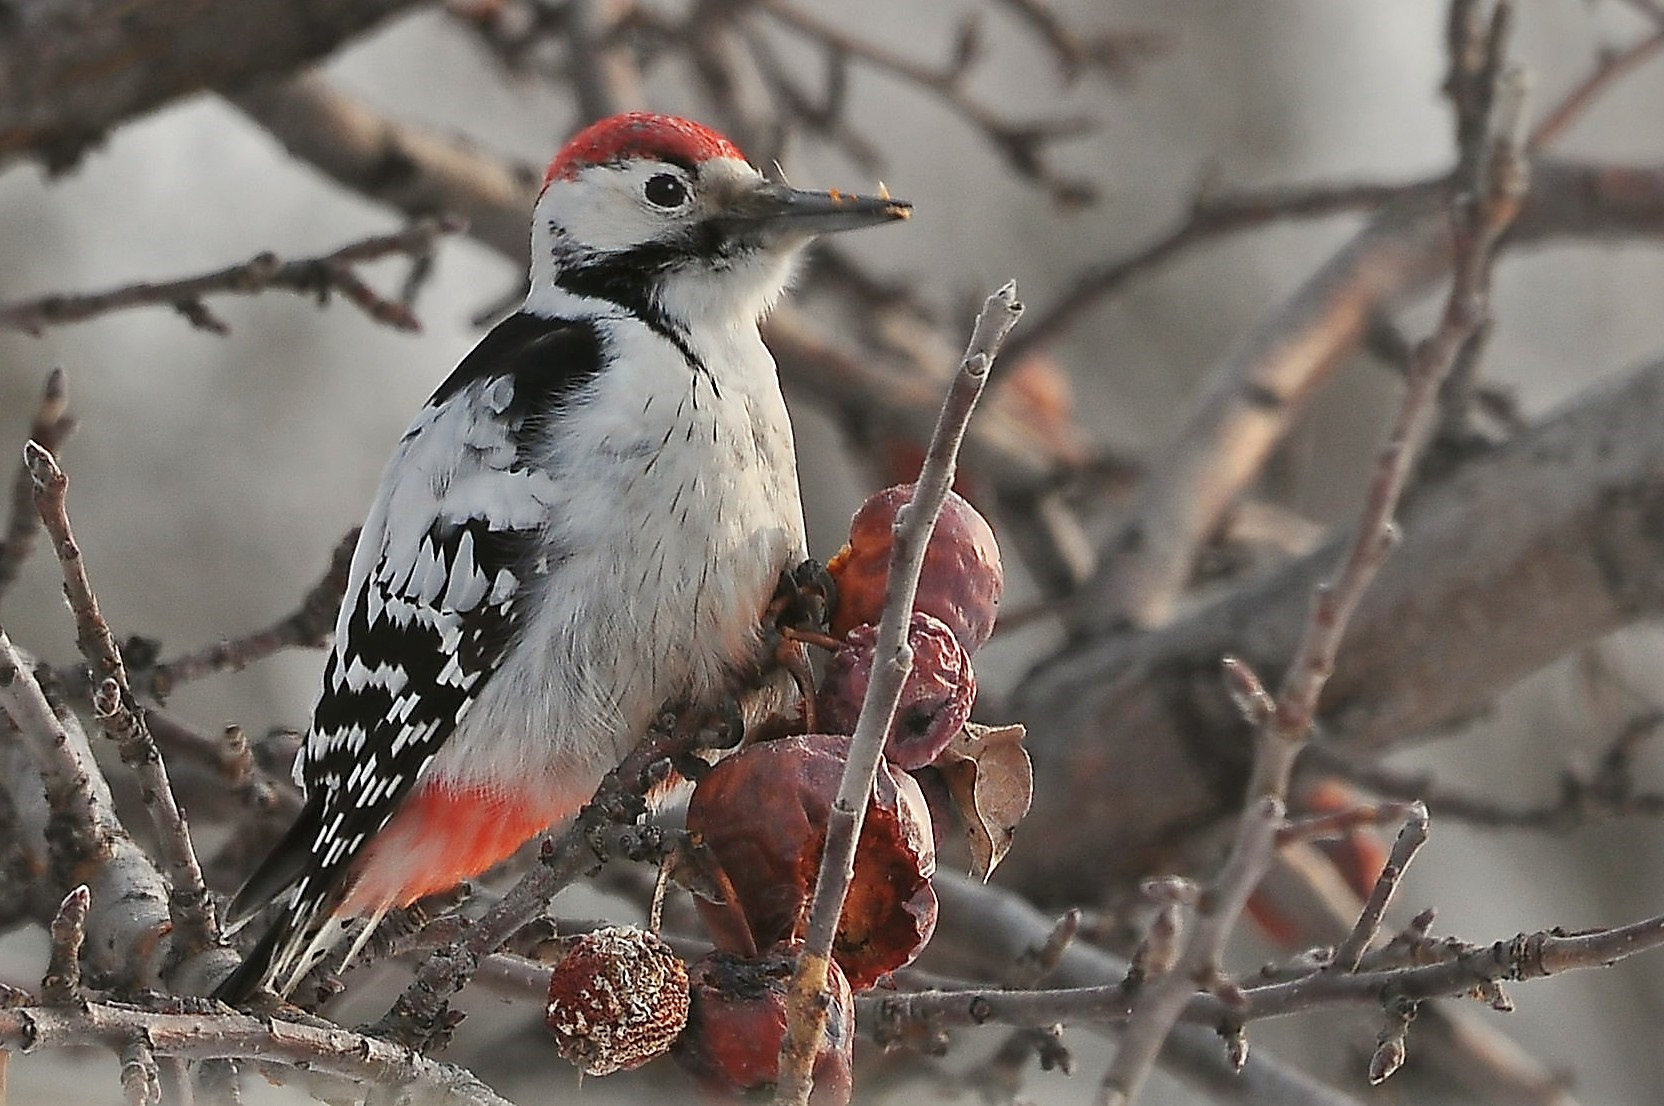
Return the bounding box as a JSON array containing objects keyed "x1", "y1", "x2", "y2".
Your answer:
[
  {"x1": 41, "y1": 885, "x2": 91, "y2": 1005},
  {"x1": 861, "y1": 904, "x2": 1664, "y2": 1036},
  {"x1": 119, "y1": 1032, "x2": 161, "y2": 1106},
  {"x1": 26, "y1": 443, "x2": 218, "y2": 957},
  {"x1": 1328, "y1": 803, "x2": 1430, "y2": 972},
  {"x1": 1528, "y1": 27, "x2": 1664, "y2": 149},
  {"x1": 1012, "y1": 908, "x2": 1082, "y2": 987},
  {"x1": 0, "y1": 218, "x2": 460, "y2": 336},
  {"x1": 1096, "y1": 795, "x2": 1275, "y2": 1104},
  {"x1": 760, "y1": 0, "x2": 1097, "y2": 204},
  {"x1": 1275, "y1": 800, "x2": 1415, "y2": 847},
  {"x1": 146, "y1": 528, "x2": 358, "y2": 698},
  {"x1": 1367, "y1": 997, "x2": 1418, "y2": 1085},
  {"x1": 0, "y1": 629, "x2": 106, "y2": 861},
  {"x1": 1004, "y1": 178, "x2": 1415, "y2": 364},
  {"x1": 774, "y1": 282, "x2": 1023, "y2": 1105},
  {"x1": 989, "y1": 0, "x2": 1168, "y2": 84},
  {"x1": 1302, "y1": 714, "x2": 1664, "y2": 830},
  {"x1": 0, "y1": 369, "x2": 75, "y2": 604},
  {"x1": 1275, "y1": 26, "x2": 1524, "y2": 741}
]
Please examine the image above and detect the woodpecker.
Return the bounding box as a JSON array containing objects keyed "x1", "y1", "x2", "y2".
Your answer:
[{"x1": 216, "y1": 113, "x2": 910, "y2": 1002}]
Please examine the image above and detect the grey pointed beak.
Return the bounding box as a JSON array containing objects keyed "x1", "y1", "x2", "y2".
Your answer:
[{"x1": 723, "y1": 182, "x2": 912, "y2": 239}]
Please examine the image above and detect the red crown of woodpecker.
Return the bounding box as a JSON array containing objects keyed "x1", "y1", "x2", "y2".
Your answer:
[{"x1": 542, "y1": 113, "x2": 748, "y2": 190}]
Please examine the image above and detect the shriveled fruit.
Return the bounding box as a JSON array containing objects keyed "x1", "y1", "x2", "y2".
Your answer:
[
  {"x1": 673, "y1": 944, "x2": 853, "y2": 1104},
  {"x1": 686, "y1": 733, "x2": 937, "y2": 990},
  {"x1": 817, "y1": 612, "x2": 976, "y2": 770},
  {"x1": 545, "y1": 926, "x2": 690, "y2": 1076},
  {"x1": 826, "y1": 484, "x2": 1002, "y2": 652}
]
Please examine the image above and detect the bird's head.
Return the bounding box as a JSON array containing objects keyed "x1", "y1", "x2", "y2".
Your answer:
[{"x1": 529, "y1": 112, "x2": 911, "y2": 325}]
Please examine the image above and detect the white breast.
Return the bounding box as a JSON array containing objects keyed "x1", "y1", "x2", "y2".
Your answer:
[{"x1": 426, "y1": 309, "x2": 806, "y2": 809}]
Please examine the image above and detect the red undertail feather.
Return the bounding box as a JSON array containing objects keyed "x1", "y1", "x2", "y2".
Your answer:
[{"x1": 341, "y1": 782, "x2": 571, "y2": 913}]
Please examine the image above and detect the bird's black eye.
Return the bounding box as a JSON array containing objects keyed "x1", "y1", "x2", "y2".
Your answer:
[{"x1": 644, "y1": 172, "x2": 690, "y2": 209}]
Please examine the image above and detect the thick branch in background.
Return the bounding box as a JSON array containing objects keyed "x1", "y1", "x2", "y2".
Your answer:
[
  {"x1": 1070, "y1": 160, "x2": 1664, "y2": 633},
  {"x1": 232, "y1": 74, "x2": 539, "y2": 265},
  {"x1": 0, "y1": 0, "x2": 426, "y2": 172},
  {"x1": 1013, "y1": 355, "x2": 1664, "y2": 899}
]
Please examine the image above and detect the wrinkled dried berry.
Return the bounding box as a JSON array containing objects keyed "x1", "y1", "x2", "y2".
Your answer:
[
  {"x1": 673, "y1": 944, "x2": 853, "y2": 1104},
  {"x1": 687, "y1": 733, "x2": 936, "y2": 989},
  {"x1": 545, "y1": 926, "x2": 690, "y2": 1075},
  {"x1": 818, "y1": 612, "x2": 976, "y2": 770},
  {"x1": 827, "y1": 484, "x2": 1003, "y2": 652}
]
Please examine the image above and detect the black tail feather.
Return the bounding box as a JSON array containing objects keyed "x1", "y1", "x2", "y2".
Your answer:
[
  {"x1": 214, "y1": 917, "x2": 287, "y2": 1004},
  {"x1": 226, "y1": 792, "x2": 324, "y2": 925}
]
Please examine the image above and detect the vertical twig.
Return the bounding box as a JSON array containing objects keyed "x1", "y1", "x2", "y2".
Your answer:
[
  {"x1": 1096, "y1": 5, "x2": 1526, "y2": 1102},
  {"x1": 25, "y1": 444, "x2": 218, "y2": 957},
  {"x1": 774, "y1": 282, "x2": 1023, "y2": 1105},
  {"x1": 0, "y1": 369, "x2": 74, "y2": 603},
  {"x1": 1329, "y1": 803, "x2": 1430, "y2": 972},
  {"x1": 1367, "y1": 997, "x2": 1419, "y2": 1084},
  {"x1": 194, "y1": 1058, "x2": 242, "y2": 1105},
  {"x1": 157, "y1": 1055, "x2": 192, "y2": 1106},
  {"x1": 41, "y1": 884, "x2": 91, "y2": 1004}
]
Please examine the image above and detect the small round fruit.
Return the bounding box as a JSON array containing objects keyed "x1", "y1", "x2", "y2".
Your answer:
[
  {"x1": 545, "y1": 926, "x2": 690, "y2": 1076},
  {"x1": 817, "y1": 612, "x2": 977, "y2": 770},
  {"x1": 826, "y1": 484, "x2": 1003, "y2": 651},
  {"x1": 686, "y1": 733, "x2": 937, "y2": 989},
  {"x1": 673, "y1": 944, "x2": 853, "y2": 1104}
]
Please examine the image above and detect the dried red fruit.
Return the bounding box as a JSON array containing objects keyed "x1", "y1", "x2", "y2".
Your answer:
[
  {"x1": 673, "y1": 944, "x2": 853, "y2": 1104},
  {"x1": 545, "y1": 926, "x2": 690, "y2": 1076},
  {"x1": 686, "y1": 733, "x2": 937, "y2": 990},
  {"x1": 826, "y1": 484, "x2": 1003, "y2": 652},
  {"x1": 817, "y1": 612, "x2": 977, "y2": 770}
]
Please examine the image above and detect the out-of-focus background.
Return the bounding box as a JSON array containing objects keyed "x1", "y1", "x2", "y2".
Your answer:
[{"x1": 3, "y1": 1, "x2": 1664, "y2": 1103}]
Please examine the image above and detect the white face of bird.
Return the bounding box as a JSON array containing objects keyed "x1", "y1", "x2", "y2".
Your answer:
[{"x1": 530, "y1": 146, "x2": 910, "y2": 327}]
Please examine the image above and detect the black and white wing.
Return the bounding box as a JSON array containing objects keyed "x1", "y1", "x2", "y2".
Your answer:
[{"x1": 217, "y1": 312, "x2": 605, "y2": 999}]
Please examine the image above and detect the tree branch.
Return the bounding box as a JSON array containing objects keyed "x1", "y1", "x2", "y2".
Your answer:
[
  {"x1": 0, "y1": 633, "x2": 235, "y2": 993},
  {"x1": 371, "y1": 712, "x2": 714, "y2": 1052},
  {"x1": 0, "y1": 0, "x2": 427, "y2": 173},
  {"x1": 860, "y1": 903, "x2": 1664, "y2": 1036},
  {"x1": 1015, "y1": 350, "x2": 1664, "y2": 897},
  {"x1": 145, "y1": 529, "x2": 359, "y2": 699},
  {"x1": 0, "y1": 370, "x2": 75, "y2": 605},
  {"x1": 26, "y1": 443, "x2": 218, "y2": 959},
  {"x1": 1067, "y1": 155, "x2": 1664, "y2": 634},
  {"x1": 1015, "y1": 0, "x2": 1537, "y2": 913},
  {"x1": 0, "y1": 1002, "x2": 513, "y2": 1106},
  {"x1": 230, "y1": 74, "x2": 541, "y2": 268},
  {"x1": 0, "y1": 220, "x2": 460, "y2": 336}
]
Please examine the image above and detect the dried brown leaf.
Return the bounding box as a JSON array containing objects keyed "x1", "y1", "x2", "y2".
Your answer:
[{"x1": 934, "y1": 721, "x2": 1032, "y2": 880}]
